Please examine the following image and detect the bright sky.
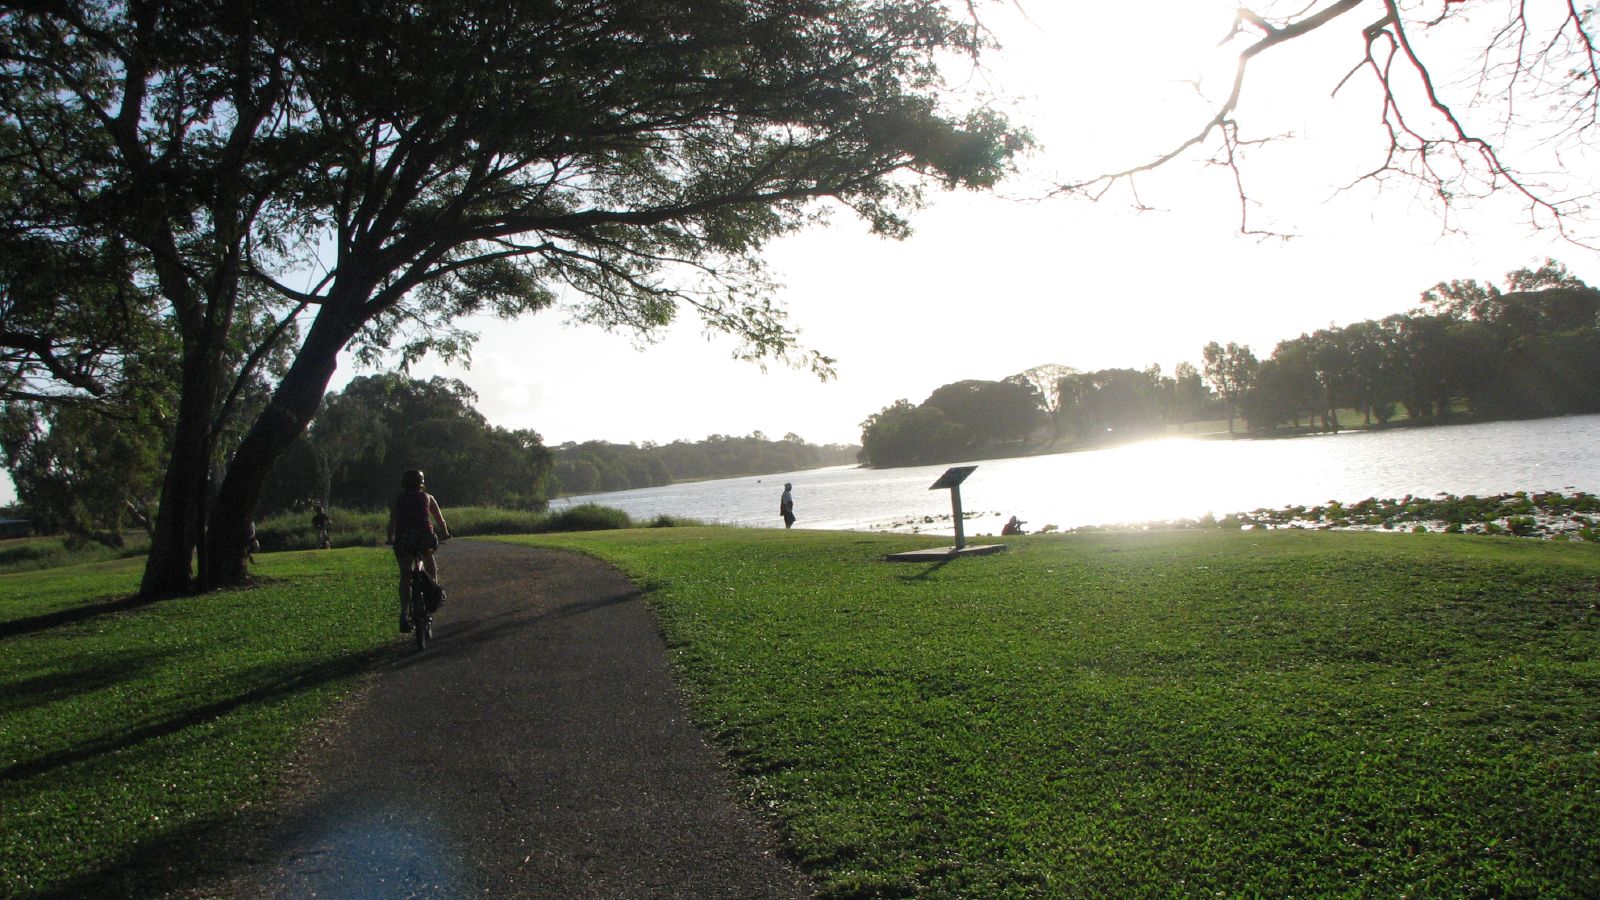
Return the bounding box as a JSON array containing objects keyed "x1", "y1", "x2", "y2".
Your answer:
[{"x1": 378, "y1": 0, "x2": 1597, "y2": 449}]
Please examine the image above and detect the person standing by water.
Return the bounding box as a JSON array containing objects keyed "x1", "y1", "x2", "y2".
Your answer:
[{"x1": 779, "y1": 482, "x2": 795, "y2": 529}]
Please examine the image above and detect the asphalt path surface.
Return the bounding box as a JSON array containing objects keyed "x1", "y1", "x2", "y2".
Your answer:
[{"x1": 214, "y1": 539, "x2": 811, "y2": 898}]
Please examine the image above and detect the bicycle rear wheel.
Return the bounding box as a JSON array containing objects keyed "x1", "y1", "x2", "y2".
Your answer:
[{"x1": 411, "y1": 569, "x2": 430, "y2": 651}]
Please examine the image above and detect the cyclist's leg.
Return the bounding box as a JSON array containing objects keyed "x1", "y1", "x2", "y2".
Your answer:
[
  {"x1": 422, "y1": 548, "x2": 438, "y2": 581},
  {"x1": 394, "y1": 547, "x2": 412, "y2": 629}
]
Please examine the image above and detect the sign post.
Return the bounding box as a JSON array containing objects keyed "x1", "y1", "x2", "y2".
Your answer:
[{"x1": 928, "y1": 465, "x2": 978, "y2": 550}]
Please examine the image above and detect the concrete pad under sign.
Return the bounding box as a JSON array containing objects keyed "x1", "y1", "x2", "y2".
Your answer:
[{"x1": 884, "y1": 543, "x2": 1007, "y2": 562}]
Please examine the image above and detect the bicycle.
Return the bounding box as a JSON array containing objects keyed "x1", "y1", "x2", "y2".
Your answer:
[{"x1": 398, "y1": 537, "x2": 447, "y2": 651}]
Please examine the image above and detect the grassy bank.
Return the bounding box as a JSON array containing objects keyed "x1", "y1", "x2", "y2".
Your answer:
[
  {"x1": 509, "y1": 527, "x2": 1600, "y2": 897},
  {"x1": 0, "y1": 548, "x2": 396, "y2": 897},
  {"x1": 0, "y1": 535, "x2": 150, "y2": 574},
  {"x1": 5, "y1": 527, "x2": 1597, "y2": 896}
]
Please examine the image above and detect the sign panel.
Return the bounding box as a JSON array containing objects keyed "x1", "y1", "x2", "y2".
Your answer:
[{"x1": 928, "y1": 465, "x2": 977, "y2": 491}]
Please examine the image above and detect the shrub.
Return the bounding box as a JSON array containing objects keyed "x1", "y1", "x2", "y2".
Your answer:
[
  {"x1": 450, "y1": 508, "x2": 544, "y2": 535},
  {"x1": 0, "y1": 537, "x2": 143, "y2": 573},
  {"x1": 545, "y1": 503, "x2": 634, "y2": 533}
]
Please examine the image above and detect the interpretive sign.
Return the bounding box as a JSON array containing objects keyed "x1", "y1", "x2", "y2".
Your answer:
[
  {"x1": 929, "y1": 466, "x2": 978, "y2": 549},
  {"x1": 884, "y1": 464, "x2": 1005, "y2": 562}
]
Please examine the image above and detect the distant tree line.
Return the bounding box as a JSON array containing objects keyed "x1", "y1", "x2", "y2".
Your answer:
[
  {"x1": 1228, "y1": 261, "x2": 1600, "y2": 433},
  {"x1": 553, "y1": 433, "x2": 858, "y2": 496},
  {"x1": 2, "y1": 366, "x2": 860, "y2": 540},
  {"x1": 259, "y1": 374, "x2": 555, "y2": 515},
  {"x1": 857, "y1": 365, "x2": 1217, "y2": 467},
  {"x1": 859, "y1": 260, "x2": 1597, "y2": 468}
]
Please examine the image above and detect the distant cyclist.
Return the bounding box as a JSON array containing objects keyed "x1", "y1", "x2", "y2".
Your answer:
[
  {"x1": 311, "y1": 504, "x2": 333, "y2": 549},
  {"x1": 385, "y1": 469, "x2": 451, "y2": 633}
]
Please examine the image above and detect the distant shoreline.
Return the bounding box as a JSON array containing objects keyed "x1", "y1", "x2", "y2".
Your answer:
[{"x1": 857, "y1": 410, "x2": 1586, "y2": 472}]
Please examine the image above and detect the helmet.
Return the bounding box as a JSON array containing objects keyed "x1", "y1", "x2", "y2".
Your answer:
[{"x1": 401, "y1": 469, "x2": 425, "y2": 490}]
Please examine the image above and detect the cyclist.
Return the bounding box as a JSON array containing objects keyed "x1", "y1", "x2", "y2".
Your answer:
[
  {"x1": 311, "y1": 504, "x2": 333, "y2": 549},
  {"x1": 385, "y1": 469, "x2": 451, "y2": 633}
]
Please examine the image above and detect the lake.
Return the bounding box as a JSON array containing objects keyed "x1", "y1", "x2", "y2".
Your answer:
[{"x1": 551, "y1": 414, "x2": 1600, "y2": 537}]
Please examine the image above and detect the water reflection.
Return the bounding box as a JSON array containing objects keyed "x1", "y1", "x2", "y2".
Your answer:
[{"x1": 553, "y1": 414, "x2": 1600, "y2": 536}]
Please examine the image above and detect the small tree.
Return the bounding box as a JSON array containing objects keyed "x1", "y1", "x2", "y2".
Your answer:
[
  {"x1": 1009, "y1": 364, "x2": 1078, "y2": 444},
  {"x1": 1172, "y1": 361, "x2": 1209, "y2": 425},
  {"x1": 1202, "y1": 341, "x2": 1259, "y2": 433}
]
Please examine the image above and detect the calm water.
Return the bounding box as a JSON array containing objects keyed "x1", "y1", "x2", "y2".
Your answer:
[{"x1": 552, "y1": 414, "x2": 1600, "y2": 536}]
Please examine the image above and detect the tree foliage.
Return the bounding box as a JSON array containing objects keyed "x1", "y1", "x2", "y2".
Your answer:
[
  {"x1": 858, "y1": 399, "x2": 973, "y2": 468},
  {"x1": 258, "y1": 375, "x2": 552, "y2": 514},
  {"x1": 1052, "y1": 366, "x2": 1197, "y2": 445},
  {"x1": 0, "y1": 399, "x2": 167, "y2": 544},
  {"x1": 859, "y1": 377, "x2": 1048, "y2": 467}
]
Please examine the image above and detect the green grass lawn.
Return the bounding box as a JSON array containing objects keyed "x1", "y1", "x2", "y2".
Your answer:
[
  {"x1": 4, "y1": 528, "x2": 1598, "y2": 897},
  {"x1": 506, "y1": 527, "x2": 1600, "y2": 897},
  {"x1": 0, "y1": 548, "x2": 396, "y2": 897}
]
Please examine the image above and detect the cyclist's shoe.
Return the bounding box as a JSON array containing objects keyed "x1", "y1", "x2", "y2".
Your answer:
[{"x1": 399, "y1": 615, "x2": 413, "y2": 633}]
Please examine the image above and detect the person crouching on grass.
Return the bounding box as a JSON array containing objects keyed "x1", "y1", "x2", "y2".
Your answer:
[{"x1": 386, "y1": 468, "x2": 451, "y2": 633}]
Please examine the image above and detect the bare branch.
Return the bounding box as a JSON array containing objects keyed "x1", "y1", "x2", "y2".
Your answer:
[
  {"x1": 1056, "y1": 0, "x2": 1600, "y2": 244},
  {"x1": 1056, "y1": 0, "x2": 1364, "y2": 206}
]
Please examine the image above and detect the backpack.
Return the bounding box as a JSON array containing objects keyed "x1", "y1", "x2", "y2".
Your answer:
[{"x1": 414, "y1": 569, "x2": 446, "y2": 612}]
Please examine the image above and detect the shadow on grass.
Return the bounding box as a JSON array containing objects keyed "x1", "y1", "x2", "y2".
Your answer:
[
  {"x1": 24, "y1": 803, "x2": 289, "y2": 900},
  {"x1": 895, "y1": 557, "x2": 956, "y2": 582},
  {"x1": 0, "y1": 646, "x2": 176, "y2": 718},
  {"x1": 0, "y1": 592, "x2": 154, "y2": 639},
  {"x1": 12, "y1": 642, "x2": 408, "y2": 898},
  {"x1": 1, "y1": 645, "x2": 395, "y2": 785}
]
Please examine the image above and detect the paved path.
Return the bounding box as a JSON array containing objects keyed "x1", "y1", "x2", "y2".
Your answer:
[{"x1": 215, "y1": 540, "x2": 811, "y2": 898}]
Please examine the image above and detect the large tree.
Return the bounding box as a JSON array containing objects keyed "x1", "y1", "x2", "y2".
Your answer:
[{"x1": 0, "y1": 0, "x2": 1024, "y2": 595}]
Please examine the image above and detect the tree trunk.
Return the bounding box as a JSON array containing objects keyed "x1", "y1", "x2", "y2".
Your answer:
[
  {"x1": 140, "y1": 352, "x2": 224, "y2": 598},
  {"x1": 204, "y1": 317, "x2": 351, "y2": 589}
]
